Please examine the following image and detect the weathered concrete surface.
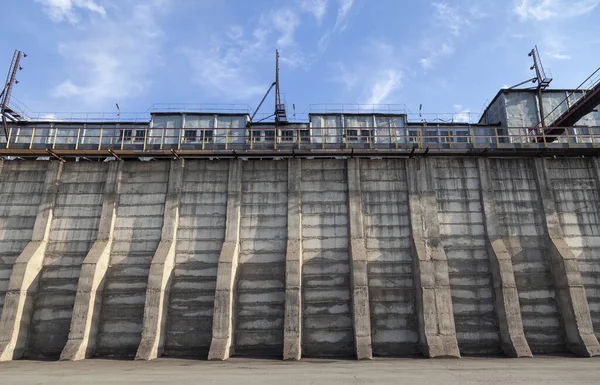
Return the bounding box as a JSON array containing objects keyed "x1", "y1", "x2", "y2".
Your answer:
[
  {"x1": 234, "y1": 161, "x2": 287, "y2": 357},
  {"x1": 283, "y1": 159, "x2": 302, "y2": 361},
  {"x1": 164, "y1": 160, "x2": 228, "y2": 358},
  {"x1": 3, "y1": 358, "x2": 600, "y2": 385},
  {"x1": 346, "y1": 159, "x2": 372, "y2": 360},
  {"x1": 0, "y1": 161, "x2": 48, "y2": 321},
  {"x1": 488, "y1": 159, "x2": 565, "y2": 354},
  {"x1": 406, "y1": 158, "x2": 460, "y2": 358},
  {"x1": 3, "y1": 157, "x2": 600, "y2": 360},
  {"x1": 535, "y1": 158, "x2": 600, "y2": 357},
  {"x1": 208, "y1": 160, "x2": 242, "y2": 360},
  {"x1": 301, "y1": 160, "x2": 354, "y2": 357},
  {"x1": 96, "y1": 162, "x2": 170, "y2": 357},
  {"x1": 60, "y1": 161, "x2": 122, "y2": 361},
  {"x1": 136, "y1": 160, "x2": 185, "y2": 360},
  {"x1": 0, "y1": 161, "x2": 62, "y2": 361},
  {"x1": 360, "y1": 159, "x2": 419, "y2": 357},
  {"x1": 478, "y1": 158, "x2": 532, "y2": 358},
  {"x1": 27, "y1": 163, "x2": 108, "y2": 359},
  {"x1": 436, "y1": 158, "x2": 501, "y2": 355}
]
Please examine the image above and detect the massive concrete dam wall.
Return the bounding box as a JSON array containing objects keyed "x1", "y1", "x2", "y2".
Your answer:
[{"x1": 1, "y1": 156, "x2": 600, "y2": 361}]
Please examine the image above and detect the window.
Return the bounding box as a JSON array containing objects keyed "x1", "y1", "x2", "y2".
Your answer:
[
  {"x1": 265, "y1": 130, "x2": 275, "y2": 142},
  {"x1": 184, "y1": 129, "x2": 197, "y2": 142},
  {"x1": 120, "y1": 129, "x2": 132, "y2": 142},
  {"x1": 281, "y1": 130, "x2": 294, "y2": 142},
  {"x1": 203, "y1": 130, "x2": 213, "y2": 143},
  {"x1": 455, "y1": 130, "x2": 469, "y2": 143},
  {"x1": 347, "y1": 129, "x2": 358, "y2": 142},
  {"x1": 409, "y1": 130, "x2": 418, "y2": 143},
  {"x1": 360, "y1": 129, "x2": 373, "y2": 143},
  {"x1": 425, "y1": 130, "x2": 439, "y2": 143},
  {"x1": 134, "y1": 129, "x2": 146, "y2": 142},
  {"x1": 299, "y1": 129, "x2": 310, "y2": 143}
]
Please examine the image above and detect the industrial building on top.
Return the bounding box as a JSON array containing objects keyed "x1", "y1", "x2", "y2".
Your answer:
[{"x1": 1, "y1": 48, "x2": 599, "y2": 159}]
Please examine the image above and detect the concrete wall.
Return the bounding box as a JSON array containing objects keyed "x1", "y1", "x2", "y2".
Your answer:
[
  {"x1": 96, "y1": 162, "x2": 169, "y2": 357},
  {"x1": 301, "y1": 160, "x2": 354, "y2": 357},
  {"x1": 489, "y1": 159, "x2": 565, "y2": 353},
  {"x1": 360, "y1": 160, "x2": 418, "y2": 356},
  {"x1": 234, "y1": 161, "x2": 287, "y2": 357},
  {"x1": 27, "y1": 163, "x2": 107, "y2": 358},
  {"x1": 0, "y1": 162, "x2": 48, "y2": 320},
  {"x1": 2, "y1": 157, "x2": 600, "y2": 360},
  {"x1": 164, "y1": 160, "x2": 228, "y2": 358},
  {"x1": 435, "y1": 159, "x2": 501, "y2": 355}
]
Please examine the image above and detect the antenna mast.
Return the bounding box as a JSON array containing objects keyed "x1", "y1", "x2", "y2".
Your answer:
[
  {"x1": 529, "y1": 46, "x2": 552, "y2": 128},
  {"x1": 1, "y1": 50, "x2": 26, "y2": 139}
]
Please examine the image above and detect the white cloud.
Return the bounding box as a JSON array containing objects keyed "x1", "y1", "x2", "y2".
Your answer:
[
  {"x1": 183, "y1": 26, "x2": 271, "y2": 101},
  {"x1": 35, "y1": 0, "x2": 106, "y2": 24},
  {"x1": 300, "y1": 0, "x2": 328, "y2": 24},
  {"x1": 420, "y1": 42, "x2": 454, "y2": 70},
  {"x1": 367, "y1": 69, "x2": 403, "y2": 105},
  {"x1": 433, "y1": 3, "x2": 468, "y2": 37},
  {"x1": 52, "y1": 0, "x2": 170, "y2": 105},
  {"x1": 272, "y1": 8, "x2": 301, "y2": 48},
  {"x1": 514, "y1": 0, "x2": 599, "y2": 20},
  {"x1": 334, "y1": 0, "x2": 354, "y2": 32}
]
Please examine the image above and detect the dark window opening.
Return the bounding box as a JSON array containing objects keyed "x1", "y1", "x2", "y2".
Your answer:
[
  {"x1": 281, "y1": 130, "x2": 294, "y2": 141},
  {"x1": 203, "y1": 130, "x2": 214, "y2": 143},
  {"x1": 134, "y1": 129, "x2": 146, "y2": 142},
  {"x1": 347, "y1": 129, "x2": 358, "y2": 142},
  {"x1": 120, "y1": 129, "x2": 132, "y2": 142},
  {"x1": 299, "y1": 129, "x2": 310, "y2": 143},
  {"x1": 265, "y1": 130, "x2": 275, "y2": 142},
  {"x1": 184, "y1": 129, "x2": 197, "y2": 142},
  {"x1": 360, "y1": 129, "x2": 373, "y2": 143}
]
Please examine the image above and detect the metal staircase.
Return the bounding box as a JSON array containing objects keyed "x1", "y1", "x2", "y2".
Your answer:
[{"x1": 535, "y1": 67, "x2": 600, "y2": 142}]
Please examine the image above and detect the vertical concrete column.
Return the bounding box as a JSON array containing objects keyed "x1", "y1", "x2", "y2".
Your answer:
[
  {"x1": 477, "y1": 158, "x2": 533, "y2": 358},
  {"x1": 60, "y1": 161, "x2": 122, "y2": 361},
  {"x1": 208, "y1": 159, "x2": 242, "y2": 361},
  {"x1": 0, "y1": 161, "x2": 63, "y2": 361},
  {"x1": 406, "y1": 158, "x2": 460, "y2": 358},
  {"x1": 346, "y1": 158, "x2": 373, "y2": 360},
  {"x1": 136, "y1": 160, "x2": 184, "y2": 360},
  {"x1": 534, "y1": 158, "x2": 600, "y2": 357},
  {"x1": 283, "y1": 159, "x2": 302, "y2": 360}
]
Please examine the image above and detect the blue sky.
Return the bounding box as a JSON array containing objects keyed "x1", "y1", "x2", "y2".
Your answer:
[{"x1": 2, "y1": 0, "x2": 600, "y2": 120}]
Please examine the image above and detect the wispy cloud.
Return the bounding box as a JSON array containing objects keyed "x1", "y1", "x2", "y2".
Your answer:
[
  {"x1": 50, "y1": 0, "x2": 171, "y2": 106},
  {"x1": 273, "y1": 8, "x2": 301, "y2": 48},
  {"x1": 367, "y1": 69, "x2": 403, "y2": 105},
  {"x1": 34, "y1": 0, "x2": 106, "y2": 24},
  {"x1": 183, "y1": 25, "x2": 271, "y2": 101},
  {"x1": 331, "y1": 41, "x2": 405, "y2": 105},
  {"x1": 514, "y1": 0, "x2": 599, "y2": 20},
  {"x1": 334, "y1": 0, "x2": 354, "y2": 32},
  {"x1": 419, "y1": 2, "x2": 485, "y2": 70},
  {"x1": 300, "y1": 0, "x2": 328, "y2": 24},
  {"x1": 433, "y1": 2, "x2": 468, "y2": 36}
]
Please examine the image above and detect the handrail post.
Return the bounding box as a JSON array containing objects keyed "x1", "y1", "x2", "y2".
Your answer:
[
  {"x1": 225, "y1": 126, "x2": 229, "y2": 150},
  {"x1": 178, "y1": 127, "x2": 183, "y2": 150},
  {"x1": 98, "y1": 128, "x2": 103, "y2": 151},
  {"x1": 75, "y1": 128, "x2": 81, "y2": 150},
  {"x1": 53, "y1": 128, "x2": 58, "y2": 149},
  {"x1": 143, "y1": 128, "x2": 148, "y2": 152},
  {"x1": 160, "y1": 128, "x2": 165, "y2": 150},
  {"x1": 29, "y1": 126, "x2": 36, "y2": 150},
  {"x1": 495, "y1": 127, "x2": 500, "y2": 144},
  {"x1": 6, "y1": 127, "x2": 12, "y2": 149},
  {"x1": 120, "y1": 128, "x2": 125, "y2": 150}
]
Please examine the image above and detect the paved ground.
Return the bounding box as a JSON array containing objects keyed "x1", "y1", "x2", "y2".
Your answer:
[{"x1": 1, "y1": 357, "x2": 599, "y2": 384}]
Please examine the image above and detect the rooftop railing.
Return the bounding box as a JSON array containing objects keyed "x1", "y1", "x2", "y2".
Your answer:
[{"x1": 1, "y1": 125, "x2": 599, "y2": 156}]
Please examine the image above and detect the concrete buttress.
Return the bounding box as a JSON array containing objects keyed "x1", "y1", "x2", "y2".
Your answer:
[
  {"x1": 534, "y1": 158, "x2": 600, "y2": 357},
  {"x1": 283, "y1": 159, "x2": 302, "y2": 360},
  {"x1": 136, "y1": 160, "x2": 184, "y2": 360},
  {"x1": 60, "y1": 161, "x2": 123, "y2": 361},
  {"x1": 477, "y1": 158, "x2": 533, "y2": 358},
  {"x1": 0, "y1": 161, "x2": 63, "y2": 361},
  {"x1": 208, "y1": 159, "x2": 242, "y2": 360},
  {"x1": 346, "y1": 158, "x2": 373, "y2": 360},
  {"x1": 406, "y1": 158, "x2": 460, "y2": 358}
]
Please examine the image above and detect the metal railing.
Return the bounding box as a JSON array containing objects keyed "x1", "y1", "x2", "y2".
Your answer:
[
  {"x1": 542, "y1": 67, "x2": 600, "y2": 127},
  {"x1": 2, "y1": 125, "x2": 600, "y2": 154}
]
